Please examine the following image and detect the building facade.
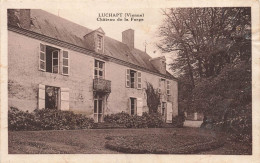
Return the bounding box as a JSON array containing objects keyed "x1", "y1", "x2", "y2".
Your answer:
[{"x1": 8, "y1": 9, "x2": 178, "y2": 123}]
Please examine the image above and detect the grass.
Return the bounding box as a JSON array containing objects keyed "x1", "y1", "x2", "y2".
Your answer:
[
  {"x1": 8, "y1": 128, "x2": 251, "y2": 154},
  {"x1": 105, "y1": 134, "x2": 224, "y2": 154}
]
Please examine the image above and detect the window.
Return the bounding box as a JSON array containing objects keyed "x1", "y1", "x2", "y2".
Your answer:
[
  {"x1": 52, "y1": 50, "x2": 59, "y2": 73},
  {"x1": 45, "y1": 85, "x2": 60, "y2": 109},
  {"x1": 38, "y1": 85, "x2": 69, "y2": 110},
  {"x1": 158, "y1": 78, "x2": 161, "y2": 94},
  {"x1": 130, "y1": 70, "x2": 136, "y2": 88},
  {"x1": 44, "y1": 45, "x2": 60, "y2": 73},
  {"x1": 162, "y1": 102, "x2": 166, "y2": 116},
  {"x1": 62, "y1": 51, "x2": 69, "y2": 75},
  {"x1": 94, "y1": 95, "x2": 103, "y2": 123},
  {"x1": 39, "y1": 43, "x2": 46, "y2": 71},
  {"x1": 167, "y1": 80, "x2": 170, "y2": 95},
  {"x1": 94, "y1": 60, "x2": 105, "y2": 79},
  {"x1": 126, "y1": 69, "x2": 141, "y2": 89},
  {"x1": 97, "y1": 34, "x2": 103, "y2": 50},
  {"x1": 137, "y1": 72, "x2": 142, "y2": 89},
  {"x1": 39, "y1": 43, "x2": 69, "y2": 76},
  {"x1": 130, "y1": 97, "x2": 137, "y2": 115}
]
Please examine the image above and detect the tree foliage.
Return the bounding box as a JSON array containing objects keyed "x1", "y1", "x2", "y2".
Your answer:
[
  {"x1": 145, "y1": 82, "x2": 161, "y2": 114},
  {"x1": 158, "y1": 8, "x2": 251, "y2": 143},
  {"x1": 158, "y1": 8, "x2": 251, "y2": 86}
]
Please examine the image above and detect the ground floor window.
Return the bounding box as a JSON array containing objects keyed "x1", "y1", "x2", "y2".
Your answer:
[
  {"x1": 161, "y1": 102, "x2": 166, "y2": 116},
  {"x1": 45, "y1": 86, "x2": 60, "y2": 109},
  {"x1": 130, "y1": 97, "x2": 137, "y2": 115},
  {"x1": 38, "y1": 84, "x2": 69, "y2": 110},
  {"x1": 94, "y1": 95, "x2": 104, "y2": 123}
]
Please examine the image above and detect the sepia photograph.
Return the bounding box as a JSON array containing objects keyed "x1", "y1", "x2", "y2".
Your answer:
[{"x1": 1, "y1": 0, "x2": 260, "y2": 162}]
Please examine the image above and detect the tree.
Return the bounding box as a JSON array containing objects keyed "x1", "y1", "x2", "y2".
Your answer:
[
  {"x1": 145, "y1": 82, "x2": 160, "y2": 114},
  {"x1": 158, "y1": 7, "x2": 251, "y2": 109},
  {"x1": 158, "y1": 8, "x2": 251, "y2": 81}
]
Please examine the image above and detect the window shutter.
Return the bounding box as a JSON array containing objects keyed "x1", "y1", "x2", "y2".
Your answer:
[
  {"x1": 128, "y1": 98, "x2": 131, "y2": 114},
  {"x1": 62, "y1": 50, "x2": 69, "y2": 75},
  {"x1": 61, "y1": 88, "x2": 69, "y2": 111},
  {"x1": 126, "y1": 69, "x2": 130, "y2": 87},
  {"x1": 38, "y1": 84, "x2": 45, "y2": 109},
  {"x1": 167, "y1": 80, "x2": 170, "y2": 95},
  {"x1": 137, "y1": 72, "x2": 142, "y2": 89},
  {"x1": 166, "y1": 102, "x2": 173, "y2": 123},
  {"x1": 158, "y1": 78, "x2": 161, "y2": 94},
  {"x1": 39, "y1": 43, "x2": 46, "y2": 71},
  {"x1": 137, "y1": 98, "x2": 143, "y2": 116}
]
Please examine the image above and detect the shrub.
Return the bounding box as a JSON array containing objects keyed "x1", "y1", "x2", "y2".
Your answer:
[
  {"x1": 8, "y1": 107, "x2": 40, "y2": 131},
  {"x1": 104, "y1": 112, "x2": 130, "y2": 124},
  {"x1": 172, "y1": 112, "x2": 185, "y2": 128},
  {"x1": 142, "y1": 112, "x2": 164, "y2": 128},
  {"x1": 212, "y1": 104, "x2": 252, "y2": 145},
  {"x1": 104, "y1": 112, "x2": 164, "y2": 128},
  {"x1": 125, "y1": 115, "x2": 148, "y2": 128},
  {"x1": 8, "y1": 107, "x2": 94, "y2": 131}
]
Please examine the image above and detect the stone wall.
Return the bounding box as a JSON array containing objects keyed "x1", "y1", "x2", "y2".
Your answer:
[{"x1": 8, "y1": 31, "x2": 178, "y2": 118}]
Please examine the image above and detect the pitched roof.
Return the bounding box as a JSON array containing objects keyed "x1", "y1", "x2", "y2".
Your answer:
[{"x1": 9, "y1": 9, "x2": 175, "y2": 78}]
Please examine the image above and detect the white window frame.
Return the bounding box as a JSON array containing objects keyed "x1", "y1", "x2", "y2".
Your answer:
[
  {"x1": 130, "y1": 97, "x2": 137, "y2": 115},
  {"x1": 94, "y1": 59, "x2": 105, "y2": 79},
  {"x1": 62, "y1": 50, "x2": 69, "y2": 76},
  {"x1": 166, "y1": 80, "x2": 171, "y2": 95},
  {"x1": 130, "y1": 70, "x2": 137, "y2": 89},
  {"x1": 40, "y1": 42, "x2": 64, "y2": 74},
  {"x1": 97, "y1": 34, "x2": 103, "y2": 51},
  {"x1": 126, "y1": 69, "x2": 130, "y2": 87},
  {"x1": 52, "y1": 50, "x2": 59, "y2": 74},
  {"x1": 158, "y1": 78, "x2": 161, "y2": 94},
  {"x1": 137, "y1": 71, "x2": 142, "y2": 89},
  {"x1": 39, "y1": 43, "x2": 46, "y2": 71}
]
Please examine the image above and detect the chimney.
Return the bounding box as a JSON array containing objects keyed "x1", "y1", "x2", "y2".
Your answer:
[
  {"x1": 18, "y1": 9, "x2": 31, "y2": 29},
  {"x1": 122, "y1": 29, "x2": 134, "y2": 49}
]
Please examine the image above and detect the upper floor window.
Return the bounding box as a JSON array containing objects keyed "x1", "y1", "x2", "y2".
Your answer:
[
  {"x1": 94, "y1": 60, "x2": 105, "y2": 79},
  {"x1": 39, "y1": 43, "x2": 69, "y2": 75},
  {"x1": 130, "y1": 70, "x2": 136, "y2": 88},
  {"x1": 97, "y1": 34, "x2": 103, "y2": 51},
  {"x1": 126, "y1": 69, "x2": 142, "y2": 89},
  {"x1": 158, "y1": 78, "x2": 162, "y2": 94},
  {"x1": 166, "y1": 80, "x2": 170, "y2": 95}
]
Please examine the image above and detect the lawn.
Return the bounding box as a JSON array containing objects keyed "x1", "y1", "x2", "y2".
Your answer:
[{"x1": 8, "y1": 128, "x2": 251, "y2": 154}]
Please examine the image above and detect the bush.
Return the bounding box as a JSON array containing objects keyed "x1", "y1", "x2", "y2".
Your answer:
[
  {"x1": 33, "y1": 108, "x2": 94, "y2": 130},
  {"x1": 142, "y1": 112, "x2": 164, "y2": 128},
  {"x1": 125, "y1": 115, "x2": 148, "y2": 128},
  {"x1": 8, "y1": 107, "x2": 94, "y2": 131},
  {"x1": 212, "y1": 104, "x2": 252, "y2": 145},
  {"x1": 172, "y1": 112, "x2": 185, "y2": 128},
  {"x1": 104, "y1": 112, "x2": 130, "y2": 124},
  {"x1": 8, "y1": 107, "x2": 40, "y2": 131},
  {"x1": 104, "y1": 112, "x2": 164, "y2": 128}
]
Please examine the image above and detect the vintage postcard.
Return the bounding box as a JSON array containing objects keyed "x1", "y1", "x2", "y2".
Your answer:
[{"x1": 1, "y1": 0, "x2": 260, "y2": 162}]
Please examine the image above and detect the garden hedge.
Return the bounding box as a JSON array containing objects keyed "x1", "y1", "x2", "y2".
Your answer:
[{"x1": 8, "y1": 107, "x2": 94, "y2": 131}]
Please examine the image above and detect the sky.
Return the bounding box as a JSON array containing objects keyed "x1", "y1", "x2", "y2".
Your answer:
[{"x1": 43, "y1": 7, "x2": 175, "y2": 68}]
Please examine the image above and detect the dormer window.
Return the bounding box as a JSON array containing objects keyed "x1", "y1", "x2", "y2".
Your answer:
[
  {"x1": 97, "y1": 34, "x2": 103, "y2": 51},
  {"x1": 84, "y1": 27, "x2": 105, "y2": 54}
]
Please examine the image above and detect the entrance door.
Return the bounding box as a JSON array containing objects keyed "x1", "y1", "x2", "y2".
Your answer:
[{"x1": 94, "y1": 95, "x2": 103, "y2": 123}]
